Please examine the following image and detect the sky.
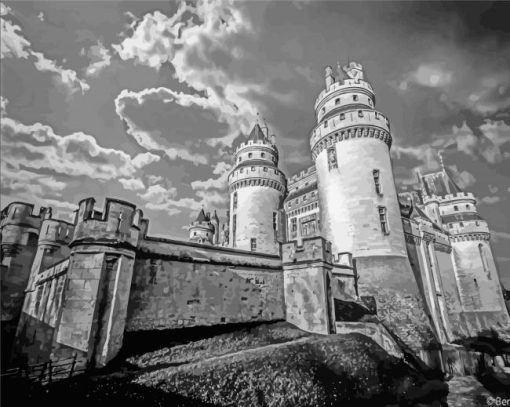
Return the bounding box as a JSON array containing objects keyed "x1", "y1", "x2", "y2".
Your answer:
[{"x1": 1, "y1": 1, "x2": 509, "y2": 286}]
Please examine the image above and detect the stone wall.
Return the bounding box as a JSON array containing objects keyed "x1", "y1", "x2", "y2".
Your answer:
[{"x1": 126, "y1": 238, "x2": 284, "y2": 331}]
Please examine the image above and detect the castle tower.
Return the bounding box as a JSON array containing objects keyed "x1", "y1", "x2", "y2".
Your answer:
[
  {"x1": 421, "y1": 168, "x2": 510, "y2": 336},
  {"x1": 310, "y1": 61, "x2": 436, "y2": 350},
  {"x1": 228, "y1": 122, "x2": 286, "y2": 254},
  {"x1": 189, "y1": 209, "x2": 214, "y2": 245}
]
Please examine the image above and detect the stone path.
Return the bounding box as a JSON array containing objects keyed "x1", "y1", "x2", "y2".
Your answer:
[{"x1": 447, "y1": 376, "x2": 492, "y2": 407}]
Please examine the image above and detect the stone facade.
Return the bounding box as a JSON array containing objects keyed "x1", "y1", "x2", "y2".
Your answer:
[{"x1": 2, "y1": 60, "x2": 509, "y2": 374}]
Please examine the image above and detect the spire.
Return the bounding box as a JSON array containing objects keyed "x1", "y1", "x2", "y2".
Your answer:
[
  {"x1": 438, "y1": 150, "x2": 445, "y2": 173},
  {"x1": 248, "y1": 122, "x2": 266, "y2": 141},
  {"x1": 194, "y1": 208, "x2": 208, "y2": 223}
]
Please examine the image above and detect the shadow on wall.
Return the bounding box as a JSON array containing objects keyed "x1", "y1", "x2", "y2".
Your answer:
[{"x1": 119, "y1": 320, "x2": 285, "y2": 360}]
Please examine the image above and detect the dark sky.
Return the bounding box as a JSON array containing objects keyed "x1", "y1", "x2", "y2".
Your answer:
[{"x1": 1, "y1": 1, "x2": 509, "y2": 285}]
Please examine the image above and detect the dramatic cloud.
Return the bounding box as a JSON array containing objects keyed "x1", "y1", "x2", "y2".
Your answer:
[
  {"x1": 118, "y1": 177, "x2": 145, "y2": 191},
  {"x1": 0, "y1": 3, "x2": 89, "y2": 94},
  {"x1": 83, "y1": 41, "x2": 112, "y2": 77},
  {"x1": 138, "y1": 183, "x2": 202, "y2": 217},
  {"x1": 1, "y1": 108, "x2": 160, "y2": 181},
  {"x1": 191, "y1": 161, "x2": 231, "y2": 191}
]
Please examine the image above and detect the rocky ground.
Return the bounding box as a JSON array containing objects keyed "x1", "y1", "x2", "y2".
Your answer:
[
  {"x1": 2, "y1": 321, "x2": 491, "y2": 407},
  {"x1": 447, "y1": 376, "x2": 493, "y2": 407}
]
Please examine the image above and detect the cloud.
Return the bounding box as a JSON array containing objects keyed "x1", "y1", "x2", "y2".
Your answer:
[
  {"x1": 137, "y1": 183, "x2": 202, "y2": 216},
  {"x1": 1, "y1": 162, "x2": 67, "y2": 197},
  {"x1": 147, "y1": 175, "x2": 163, "y2": 185},
  {"x1": 1, "y1": 107, "x2": 160, "y2": 181},
  {"x1": 0, "y1": 5, "x2": 89, "y2": 94},
  {"x1": 84, "y1": 41, "x2": 112, "y2": 77},
  {"x1": 398, "y1": 64, "x2": 453, "y2": 90},
  {"x1": 480, "y1": 196, "x2": 501, "y2": 205},
  {"x1": 114, "y1": 88, "x2": 209, "y2": 165},
  {"x1": 191, "y1": 161, "x2": 231, "y2": 190},
  {"x1": 118, "y1": 177, "x2": 145, "y2": 191}
]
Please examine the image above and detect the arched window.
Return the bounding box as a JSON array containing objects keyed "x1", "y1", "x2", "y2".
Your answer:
[
  {"x1": 353, "y1": 95, "x2": 358, "y2": 101},
  {"x1": 478, "y1": 243, "x2": 491, "y2": 279},
  {"x1": 248, "y1": 153, "x2": 252, "y2": 158},
  {"x1": 335, "y1": 98, "x2": 340, "y2": 105}
]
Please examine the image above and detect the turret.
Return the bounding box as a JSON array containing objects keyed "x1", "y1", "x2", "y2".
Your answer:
[
  {"x1": 189, "y1": 209, "x2": 214, "y2": 245},
  {"x1": 325, "y1": 66, "x2": 335, "y2": 91},
  {"x1": 228, "y1": 122, "x2": 287, "y2": 254}
]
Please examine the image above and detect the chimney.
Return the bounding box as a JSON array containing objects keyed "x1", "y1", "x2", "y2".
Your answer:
[{"x1": 325, "y1": 66, "x2": 335, "y2": 91}]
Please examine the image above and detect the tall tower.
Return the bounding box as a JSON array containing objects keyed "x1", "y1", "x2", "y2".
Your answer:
[
  {"x1": 420, "y1": 168, "x2": 510, "y2": 336},
  {"x1": 310, "y1": 61, "x2": 436, "y2": 350},
  {"x1": 228, "y1": 123, "x2": 286, "y2": 255}
]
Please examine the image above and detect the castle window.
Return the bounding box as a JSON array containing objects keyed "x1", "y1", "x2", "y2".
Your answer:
[
  {"x1": 248, "y1": 153, "x2": 252, "y2": 158},
  {"x1": 194, "y1": 232, "x2": 197, "y2": 236},
  {"x1": 378, "y1": 206, "x2": 389, "y2": 235},
  {"x1": 358, "y1": 110, "x2": 364, "y2": 117},
  {"x1": 478, "y1": 243, "x2": 491, "y2": 279},
  {"x1": 250, "y1": 238, "x2": 257, "y2": 252},
  {"x1": 239, "y1": 157, "x2": 242, "y2": 162},
  {"x1": 327, "y1": 146, "x2": 338, "y2": 170},
  {"x1": 340, "y1": 113, "x2": 345, "y2": 120},
  {"x1": 368, "y1": 99, "x2": 373, "y2": 107},
  {"x1": 474, "y1": 278, "x2": 478, "y2": 287},
  {"x1": 475, "y1": 221, "x2": 479, "y2": 226},
  {"x1": 233, "y1": 192, "x2": 238, "y2": 210},
  {"x1": 233, "y1": 214, "x2": 237, "y2": 245},
  {"x1": 251, "y1": 166, "x2": 255, "y2": 171},
  {"x1": 459, "y1": 222, "x2": 464, "y2": 227},
  {"x1": 240, "y1": 168, "x2": 243, "y2": 173},
  {"x1": 273, "y1": 212, "x2": 277, "y2": 231},
  {"x1": 335, "y1": 98, "x2": 340, "y2": 105},
  {"x1": 466, "y1": 204, "x2": 470, "y2": 210},
  {"x1": 324, "y1": 120, "x2": 328, "y2": 128},
  {"x1": 261, "y1": 152, "x2": 265, "y2": 158},
  {"x1": 454, "y1": 205, "x2": 458, "y2": 211},
  {"x1": 373, "y1": 169, "x2": 382, "y2": 195},
  {"x1": 263, "y1": 167, "x2": 268, "y2": 172},
  {"x1": 353, "y1": 95, "x2": 358, "y2": 101},
  {"x1": 322, "y1": 107, "x2": 325, "y2": 114}
]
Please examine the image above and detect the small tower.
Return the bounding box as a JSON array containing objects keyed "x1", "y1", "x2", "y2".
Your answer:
[
  {"x1": 228, "y1": 122, "x2": 287, "y2": 254},
  {"x1": 309, "y1": 61, "x2": 436, "y2": 350},
  {"x1": 189, "y1": 209, "x2": 214, "y2": 245}
]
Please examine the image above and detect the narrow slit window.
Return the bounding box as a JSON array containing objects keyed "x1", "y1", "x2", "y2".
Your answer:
[
  {"x1": 373, "y1": 169, "x2": 382, "y2": 195},
  {"x1": 232, "y1": 214, "x2": 237, "y2": 246},
  {"x1": 378, "y1": 206, "x2": 389, "y2": 235},
  {"x1": 250, "y1": 238, "x2": 257, "y2": 252},
  {"x1": 233, "y1": 192, "x2": 238, "y2": 210},
  {"x1": 327, "y1": 146, "x2": 338, "y2": 170}
]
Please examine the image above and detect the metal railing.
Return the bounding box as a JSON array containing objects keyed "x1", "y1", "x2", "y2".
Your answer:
[{"x1": 1, "y1": 353, "x2": 85, "y2": 385}]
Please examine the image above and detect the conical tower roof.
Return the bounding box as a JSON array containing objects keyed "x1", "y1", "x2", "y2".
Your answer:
[
  {"x1": 194, "y1": 208, "x2": 209, "y2": 222},
  {"x1": 248, "y1": 123, "x2": 267, "y2": 142}
]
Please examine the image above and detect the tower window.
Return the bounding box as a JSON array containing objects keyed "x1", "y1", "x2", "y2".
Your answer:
[
  {"x1": 327, "y1": 146, "x2": 338, "y2": 170},
  {"x1": 250, "y1": 238, "x2": 257, "y2": 252},
  {"x1": 378, "y1": 206, "x2": 389, "y2": 235},
  {"x1": 233, "y1": 214, "x2": 237, "y2": 245},
  {"x1": 368, "y1": 99, "x2": 373, "y2": 107},
  {"x1": 466, "y1": 204, "x2": 470, "y2": 210},
  {"x1": 239, "y1": 157, "x2": 242, "y2": 162},
  {"x1": 478, "y1": 243, "x2": 491, "y2": 280},
  {"x1": 273, "y1": 212, "x2": 277, "y2": 231},
  {"x1": 194, "y1": 232, "x2": 197, "y2": 236},
  {"x1": 373, "y1": 169, "x2": 382, "y2": 195},
  {"x1": 335, "y1": 98, "x2": 340, "y2": 105},
  {"x1": 248, "y1": 153, "x2": 252, "y2": 158},
  {"x1": 358, "y1": 110, "x2": 363, "y2": 118},
  {"x1": 233, "y1": 192, "x2": 238, "y2": 210},
  {"x1": 263, "y1": 167, "x2": 268, "y2": 172},
  {"x1": 454, "y1": 205, "x2": 458, "y2": 211},
  {"x1": 340, "y1": 113, "x2": 345, "y2": 120},
  {"x1": 321, "y1": 107, "x2": 325, "y2": 114},
  {"x1": 459, "y1": 222, "x2": 464, "y2": 227},
  {"x1": 324, "y1": 120, "x2": 328, "y2": 128},
  {"x1": 261, "y1": 152, "x2": 265, "y2": 158},
  {"x1": 251, "y1": 166, "x2": 255, "y2": 171},
  {"x1": 353, "y1": 95, "x2": 358, "y2": 101}
]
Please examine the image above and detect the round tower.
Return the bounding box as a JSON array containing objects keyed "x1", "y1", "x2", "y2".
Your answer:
[
  {"x1": 228, "y1": 123, "x2": 286, "y2": 255},
  {"x1": 310, "y1": 61, "x2": 436, "y2": 350},
  {"x1": 189, "y1": 209, "x2": 214, "y2": 245}
]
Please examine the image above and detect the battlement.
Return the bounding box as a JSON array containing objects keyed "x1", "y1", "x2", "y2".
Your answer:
[
  {"x1": 234, "y1": 139, "x2": 278, "y2": 157},
  {"x1": 228, "y1": 165, "x2": 287, "y2": 194},
  {"x1": 310, "y1": 109, "x2": 390, "y2": 150},
  {"x1": 288, "y1": 165, "x2": 316, "y2": 185},
  {"x1": 190, "y1": 220, "x2": 214, "y2": 230},
  {"x1": 449, "y1": 220, "x2": 490, "y2": 238},
  {"x1": 435, "y1": 192, "x2": 476, "y2": 204},
  {"x1": 38, "y1": 218, "x2": 76, "y2": 247},
  {"x1": 282, "y1": 236, "x2": 332, "y2": 265},
  {"x1": 0, "y1": 202, "x2": 50, "y2": 230},
  {"x1": 315, "y1": 79, "x2": 374, "y2": 110},
  {"x1": 72, "y1": 197, "x2": 148, "y2": 249}
]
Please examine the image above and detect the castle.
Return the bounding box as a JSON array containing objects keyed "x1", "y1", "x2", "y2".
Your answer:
[{"x1": 1, "y1": 61, "x2": 509, "y2": 371}]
